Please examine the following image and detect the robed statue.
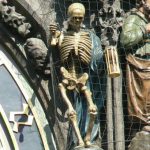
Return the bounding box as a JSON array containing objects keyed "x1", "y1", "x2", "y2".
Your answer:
[{"x1": 120, "y1": 0, "x2": 150, "y2": 131}]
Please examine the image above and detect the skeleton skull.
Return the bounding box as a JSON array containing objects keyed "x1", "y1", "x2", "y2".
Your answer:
[{"x1": 67, "y1": 3, "x2": 85, "y2": 31}]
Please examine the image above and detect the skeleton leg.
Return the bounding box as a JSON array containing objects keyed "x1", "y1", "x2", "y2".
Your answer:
[
  {"x1": 81, "y1": 86, "x2": 98, "y2": 147},
  {"x1": 58, "y1": 83, "x2": 84, "y2": 147}
]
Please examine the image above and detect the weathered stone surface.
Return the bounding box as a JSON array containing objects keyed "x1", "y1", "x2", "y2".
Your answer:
[
  {"x1": 73, "y1": 145, "x2": 103, "y2": 150},
  {"x1": 24, "y1": 38, "x2": 50, "y2": 76},
  {"x1": 0, "y1": 0, "x2": 31, "y2": 36},
  {"x1": 128, "y1": 131, "x2": 150, "y2": 150},
  {"x1": 19, "y1": 0, "x2": 55, "y2": 36}
]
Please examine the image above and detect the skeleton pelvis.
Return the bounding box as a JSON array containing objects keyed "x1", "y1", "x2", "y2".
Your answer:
[{"x1": 60, "y1": 67, "x2": 88, "y2": 91}]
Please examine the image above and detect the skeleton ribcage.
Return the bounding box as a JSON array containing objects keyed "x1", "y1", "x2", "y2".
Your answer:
[{"x1": 59, "y1": 31, "x2": 92, "y2": 65}]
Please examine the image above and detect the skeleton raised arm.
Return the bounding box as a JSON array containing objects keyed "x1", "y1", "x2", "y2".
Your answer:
[{"x1": 49, "y1": 23, "x2": 61, "y2": 46}]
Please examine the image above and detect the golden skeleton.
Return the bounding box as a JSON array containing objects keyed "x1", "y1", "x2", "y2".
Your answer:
[{"x1": 50, "y1": 3, "x2": 98, "y2": 148}]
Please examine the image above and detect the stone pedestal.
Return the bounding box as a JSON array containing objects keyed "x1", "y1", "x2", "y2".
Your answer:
[
  {"x1": 73, "y1": 145, "x2": 103, "y2": 150},
  {"x1": 128, "y1": 131, "x2": 150, "y2": 150}
]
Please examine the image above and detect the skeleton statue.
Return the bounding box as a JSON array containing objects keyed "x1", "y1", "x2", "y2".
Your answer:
[{"x1": 49, "y1": 3, "x2": 104, "y2": 149}]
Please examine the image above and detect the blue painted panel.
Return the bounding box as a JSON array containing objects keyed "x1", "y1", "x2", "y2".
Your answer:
[{"x1": 0, "y1": 65, "x2": 44, "y2": 150}]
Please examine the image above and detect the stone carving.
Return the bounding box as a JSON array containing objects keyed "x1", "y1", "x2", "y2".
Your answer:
[
  {"x1": 24, "y1": 38, "x2": 50, "y2": 76},
  {"x1": 49, "y1": 3, "x2": 104, "y2": 150},
  {"x1": 99, "y1": 0, "x2": 124, "y2": 47},
  {"x1": 74, "y1": 145, "x2": 102, "y2": 150},
  {"x1": 99, "y1": 1, "x2": 125, "y2": 150},
  {"x1": 120, "y1": 0, "x2": 150, "y2": 131},
  {"x1": 99, "y1": 0, "x2": 124, "y2": 78},
  {"x1": 0, "y1": 0, "x2": 31, "y2": 36},
  {"x1": 128, "y1": 131, "x2": 150, "y2": 150}
]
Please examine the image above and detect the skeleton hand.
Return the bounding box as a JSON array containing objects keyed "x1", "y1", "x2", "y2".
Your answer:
[
  {"x1": 49, "y1": 24, "x2": 57, "y2": 34},
  {"x1": 49, "y1": 24, "x2": 60, "y2": 46}
]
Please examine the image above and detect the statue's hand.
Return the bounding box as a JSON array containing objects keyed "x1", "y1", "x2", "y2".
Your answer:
[
  {"x1": 135, "y1": 106, "x2": 144, "y2": 116},
  {"x1": 145, "y1": 23, "x2": 150, "y2": 33}
]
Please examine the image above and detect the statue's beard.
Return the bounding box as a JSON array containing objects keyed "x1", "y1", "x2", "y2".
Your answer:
[{"x1": 143, "y1": 3, "x2": 150, "y2": 20}]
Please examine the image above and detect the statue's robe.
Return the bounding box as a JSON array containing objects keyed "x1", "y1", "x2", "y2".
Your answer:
[{"x1": 120, "y1": 10, "x2": 150, "y2": 124}]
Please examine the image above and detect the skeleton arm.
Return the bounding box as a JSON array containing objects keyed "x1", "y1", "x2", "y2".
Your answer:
[{"x1": 49, "y1": 24, "x2": 61, "y2": 46}]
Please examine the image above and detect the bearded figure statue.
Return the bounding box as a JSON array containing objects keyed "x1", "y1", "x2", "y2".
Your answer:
[
  {"x1": 49, "y1": 3, "x2": 105, "y2": 150},
  {"x1": 120, "y1": 0, "x2": 150, "y2": 131}
]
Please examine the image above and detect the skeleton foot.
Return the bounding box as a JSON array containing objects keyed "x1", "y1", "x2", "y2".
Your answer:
[
  {"x1": 84, "y1": 105, "x2": 98, "y2": 147},
  {"x1": 68, "y1": 110, "x2": 84, "y2": 147},
  {"x1": 84, "y1": 140, "x2": 91, "y2": 148},
  {"x1": 59, "y1": 83, "x2": 84, "y2": 146},
  {"x1": 142, "y1": 125, "x2": 150, "y2": 132},
  {"x1": 81, "y1": 86, "x2": 98, "y2": 147}
]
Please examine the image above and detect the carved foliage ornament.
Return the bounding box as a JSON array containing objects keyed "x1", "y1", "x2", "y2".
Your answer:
[
  {"x1": 98, "y1": 0, "x2": 123, "y2": 78},
  {"x1": 99, "y1": 0, "x2": 124, "y2": 46},
  {"x1": 0, "y1": 0, "x2": 31, "y2": 36}
]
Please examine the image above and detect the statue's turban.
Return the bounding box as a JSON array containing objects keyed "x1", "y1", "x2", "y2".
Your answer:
[{"x1": 67, "y1": 3, "x2": 85, "y2": 17}]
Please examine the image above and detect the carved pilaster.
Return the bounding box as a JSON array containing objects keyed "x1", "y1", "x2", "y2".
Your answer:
[{"x1": 99, "y1": 1, "x2": 125, "y2": 150}]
